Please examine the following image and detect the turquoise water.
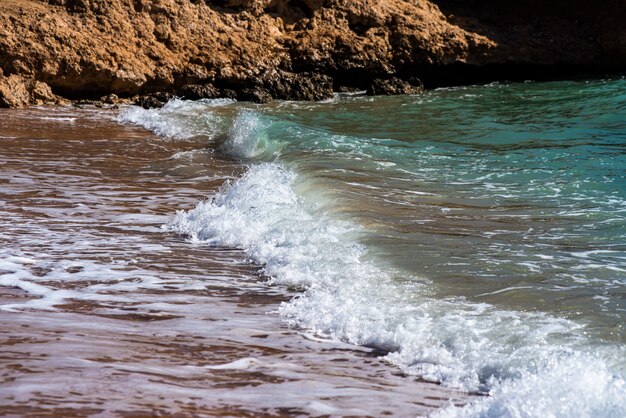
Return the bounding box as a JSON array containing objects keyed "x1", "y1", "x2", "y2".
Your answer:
[
  {"x1": 121, "y1": 77, "x2": 626, "y2": 417},
  {"x1": 263, "y1": 79, "x2": 626, "y2": 341}
]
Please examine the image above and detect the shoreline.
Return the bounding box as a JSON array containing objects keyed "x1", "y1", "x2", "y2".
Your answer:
[
  {"x1": 4, "y1": 69, "x2": 624, "y2": 113},
  {"x1": 0, "y1": 106, "x2": 474, "y2": 416}
]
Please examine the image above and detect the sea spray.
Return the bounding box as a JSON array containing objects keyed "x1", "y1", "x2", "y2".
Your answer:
[
  {"x1": 169, "y1": 163, "x2": 366, "y2": 289},
  {"x1": 220, "y1": 110, "x2": 280, "y2": 159},
  {"x1": 118, "y1": 98, "x2": 235, "y2": 139}
]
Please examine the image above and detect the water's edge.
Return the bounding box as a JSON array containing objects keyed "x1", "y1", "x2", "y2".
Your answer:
[{"x1": 0, "y1": 106, "x2": 471, "y2": 417}]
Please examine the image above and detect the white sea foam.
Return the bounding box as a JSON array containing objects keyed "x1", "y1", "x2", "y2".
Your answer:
[
  {"x1": 0, "y1": 249, "x2": 163, "y2": 311},
  {"x1": 40, "y1": 116, "x2": 77, "y2": 123},
  {"x1": 118, "y1": 98, "x2": 235, "y2": 139},
  {"x1": 221, "y1": 110, "x2": 282, "y2": 159},
  {"x1": 169, "y1": 163, "x2": 365, "y2": 289},
  {"x1": 435, "y1": 354, "x2": 626, "y2": 418}
]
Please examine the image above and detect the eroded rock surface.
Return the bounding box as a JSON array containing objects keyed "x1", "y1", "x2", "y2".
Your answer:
[
  {"x1": 0, "y1": 74, "x2": 61, "y2": 108},
  {"x1": 0, "y1": 0, "x2": 624, "y2": 106}
]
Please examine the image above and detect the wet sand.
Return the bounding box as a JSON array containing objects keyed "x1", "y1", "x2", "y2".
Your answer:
[{"x1": 0, "y1": 107, "x2": 471, "y2": 417}]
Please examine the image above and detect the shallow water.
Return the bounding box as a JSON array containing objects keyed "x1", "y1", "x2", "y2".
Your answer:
[
  {"x1": 0, "y1": 108, "x2": 467, "y2": 416},
  {"x1": 118, "y1": 78, "x2": 626, "y2": 417}
]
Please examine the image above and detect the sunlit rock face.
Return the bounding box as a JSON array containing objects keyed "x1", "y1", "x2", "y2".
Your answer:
[{"x1": 0, "y1": 0, "x2": 624, "y2": 106}]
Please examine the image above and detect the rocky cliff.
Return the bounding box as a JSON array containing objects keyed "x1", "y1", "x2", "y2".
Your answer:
[{"x1": 1, "y1": 0, "x2": 624, "y2": 107}]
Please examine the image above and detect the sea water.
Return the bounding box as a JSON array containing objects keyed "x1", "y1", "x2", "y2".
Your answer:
[{"x1": 21, "y1": 78, "x2": 626, "y2": 416}]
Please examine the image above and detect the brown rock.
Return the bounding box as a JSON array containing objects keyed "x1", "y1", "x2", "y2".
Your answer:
[
  {"x1": 30, "y1": 80, "x2": 57, "y2": 104},
  {"x1": 0, "y1": 75, "x2": 30, "y2": 108},
  {"x1": 0, "y1": 0, "x2": 623, "y2": 107},
  {"x1": 0, "y1": 76, "x2": 57, "y2": 107}
]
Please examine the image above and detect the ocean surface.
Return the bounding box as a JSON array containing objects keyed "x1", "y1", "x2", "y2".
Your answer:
[
  {"x1": 120, "y1": 78, "x2": 626, "y2": 417},
  {"x1": 2, "y1": 77, "x2": 625, "y2": 416}
]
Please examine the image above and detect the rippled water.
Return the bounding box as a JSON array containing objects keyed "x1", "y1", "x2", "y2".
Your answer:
[
  {"x1": 120, "y1": 78, "x2": 626, "y2": 417},
  {"x1": 260, "y1": 80, "x2": 626, "y2": 341},
  {"x1": 0, "y1": 108, "x2": 465, "y2": 416}
]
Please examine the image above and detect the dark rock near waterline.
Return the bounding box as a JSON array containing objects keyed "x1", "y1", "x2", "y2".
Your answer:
[
  {"x1": 237, "y1": 87, "x2": 273, "y2": 103},
  {"x1": 100, "y1": 93, "x2": 119, "y2": 104},
  {"x1": 265, "y1": 72, "x2": 334, "y2": 102},
  {"x1": 134, "y1": 92, "x2": 173, "y2": 109},
  {"x1": 221, "y1": 89, "x2": 239, "y2": 100},
  {"x1": 213, "y1": 70, "x2": 334, "y2": 102},
  {"x1": 175, "y1": 84, "x2": 220, "y2": 100},
  {"x1": 367, "y1": 77, "x2": 424, "y2": 96}
]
